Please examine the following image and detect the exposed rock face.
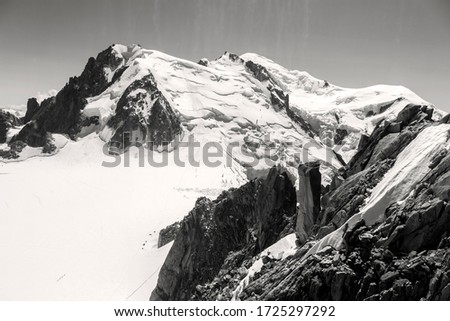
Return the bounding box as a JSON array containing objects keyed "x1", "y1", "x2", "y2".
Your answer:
[
  {"x1": 107, "y1": 73, "x2": 182, "y2": 150},
  {"x1": 152, "y1": 103, "x2": 450, "y2": 301},
  {"x1": 384, "y1": 152, "x2": 450, "y2": 254},
  {"x1": 16, "y1": 45, "x2": 124, "y2": 145},
  {"x1": 239, "y1": 220, "x2": 450, "y2": 301},
  {"x1": 244, "y1": 59, "x2": 317, "y2": 138},
  {"x1": 0, "y1": 140, "x2": 27, "y2": 159},
  {"x1": 347, "y1": 104, "x2": 431, "y2": 176},
  {"x1": 240, "y1": 143, "x2": 450, "y2": 300},
  {"x1": 157, "y1": 221, "x2": 181, "y2": 248},
  {"x1": 0, "y1": 110, "x2": 21, "y2": 143},
  {"x1": 198, "y1": 58, "x2": 209, "y2": 67},
  {"x1": 317, "y1": 159, "x2": 394, "y2": 239},
  {"x1": 23, "y1": 98, "x2": 40, "y2": 123},
  {"x1": 315, "y1": 103, "x2": 436, "y2": 240},
  {"x1": 239, "y1": 158, "x2": 450, "y2": 300},
  {"x1": 245, "y1": 60, "x2": 271, "y2": 82},
  {"x1": 334, "y1": 128, "x2": 348, "y2": 145},
  {"x1": 235, "y1": 104, "x2": 450, "y2": 301},
  {"x1": 11, "y1": 121, "x2": 48, "y2": 147},
  {"x1": 13, "y1": 44, "x2": 183, "y2": 153},
  {"x1": 150, "y1": 167, "x2": 296, "y2": 300},
  {"x1": 296, "y1": 161, "x2": 322, "y2": 243},
  {"x1": 441, "y1": 113, "x2": 450, "y2": 124}
]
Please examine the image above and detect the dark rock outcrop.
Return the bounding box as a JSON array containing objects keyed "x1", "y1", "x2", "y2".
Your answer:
[
  {"x1": 0, "y1": 110, "x2": 21, "y2": 143},
  {"x1": 150, "y1": 167, "x2": 296, "y2": 300},
  {"x1": 224, "y1": 51, "x2": 244, "y2": 64},
  {"x1": 0, "y1": 140, "x2": 27, "y2": 159},
  {"x1": 17, "y1": 45, "x2": 125, "y2": 144},
  {"x1": 440, "y1": 113, "x2": 450, "y2": 124},
  {"x1": 240, "y1": 153, "x2": 450, "y2": 301},
  {"x1": 314, "y1": 103, "x2": 437, "y2": 239},
  {"x1": 234, "y1": 104, "x2": 450, "y2": 301},
  {"x1": 245, "y1": 60, "x2": 271, "y2": 82},
  {"x1": 317, "y1": 159, "x2": 394, "y2": 238},
  {"x1": 23, "y1": 98, "x2": 40, "y2": 123},
  {"x1": 244, "y1": 59, "x2": 317, "y2": 138},
  {"x1": 334, "y1": 128, "x2": 348, "y2": 145},
  {"x1": 198, "y1": 58, "x2": 209, "y2": 67},
  {"x1": 157, "y1": 221, "x2": 181, "y2": 248},
  {"x1": 107, "y1": 73, "x2": 182, "y2": 150},
  {"x1": 296, "y1": 161, "x2": 322, "y2": 243},
  {"x1": 239, "y1": 218, "x2": 450, "y2": 301},
  {"x1": 11, "y1": 121, "x2": 48, "y2": 147},
  {"x1": 347, "y1": 104, "x2": 431, "y2": 176}
]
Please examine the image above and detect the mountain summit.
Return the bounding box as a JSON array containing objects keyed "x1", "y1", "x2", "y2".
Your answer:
[
  {"x1": 1, "y1": 44, "x2": 440, "y2": 168},
  {"x1": 0, "y1": 44, "x2": 448, "y2": 300}
]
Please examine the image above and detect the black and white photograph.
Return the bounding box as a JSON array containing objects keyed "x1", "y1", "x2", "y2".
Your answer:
[{"x1": 0, "y1": 0, "x2": 449, "y2": 318}]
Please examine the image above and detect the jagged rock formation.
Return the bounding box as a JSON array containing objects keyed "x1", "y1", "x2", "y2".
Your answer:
[
  {"x1": 23, "y1": 98, "x2": 40, "y2": 123},
  {"x1": 157, "y1": 221, "x2": 181, "y2": 248},
  {"x1": 233, "y1": 104, "x2": 450, "y2": 301},
  {"x1": 152, "y1": 102, "x2": 450, "y2": 301},
  {"x1": 1, "y1": 44, "x2": 448, "y2": 301},
  {"x1": 316, "y1": 104, "x2": 435, "y2": 239},
  {"x1": 244, "y1": 59, "x2": 317, "y2": 138},
  {"x1": 238, "y1": 222, "x2": 450, "y2": 300},
  {"x1": 0, "y1": 110, "x2": 21, "y2": 143},
  {"x1": 18, "y1": 45, "x2": 123, "y2": 144},
  {"x1": 150, "y1": 167, "x2": 296, "y2": 300},
  {"x1": 347, "y1": 103, "x2": 433, "y2": 176},
  {"x1": 107, "y1": 73, "x2": 182, "y2": 150},
  {"x1": 1, "y1": 44, "x2": 437, "y2": 181},
  {"x1": 296, "y1": 161, "x2": 322, "y2": 243}
]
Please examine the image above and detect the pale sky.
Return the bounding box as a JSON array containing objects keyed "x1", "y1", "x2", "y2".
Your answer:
[{"x1": 0, "y1": 0, "x2": 449, "y2": 111}]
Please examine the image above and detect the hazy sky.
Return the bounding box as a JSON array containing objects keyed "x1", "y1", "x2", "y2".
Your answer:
[{"x1": 1, "y1": 0, "x2": 449, "y2": 111}]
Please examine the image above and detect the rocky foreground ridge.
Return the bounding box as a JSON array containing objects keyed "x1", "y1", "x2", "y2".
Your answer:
[{"x1": 152, "y1": 105, "x2": 450, "y2": 301}]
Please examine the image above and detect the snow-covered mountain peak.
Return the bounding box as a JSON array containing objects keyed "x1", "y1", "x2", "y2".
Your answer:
[
  {"x1": 1, "y1": 45, "x2": 446, "y2": 179},
  {"x1": 1, "y1": 44, "x2": 449, "y2": 301}
]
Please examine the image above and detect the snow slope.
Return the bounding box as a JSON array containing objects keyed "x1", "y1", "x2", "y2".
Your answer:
[
  {"x1": 240, "y1": 53, "x2": 437, "y2": 162},
  {"x1": 78, "y1": 44, "x2": 441, "y2": 185},
  {"x1": 0, "y1": 133, "x2": 245, "y2": 300},
  {"x1": 0, "y1": 105, "x2": 26, "y2": 118},
  {"x1": 82, "y1": 46, "x2": 344, "y2": 181}
]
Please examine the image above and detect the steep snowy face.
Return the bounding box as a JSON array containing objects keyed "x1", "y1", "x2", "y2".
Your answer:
[
  {"x1": 78, "y1": 46, "x2": 346, "y2": 183},
  {"x1": 305, "y1": 122, "x2": 450, "y2": 256},
  {"x1": 81, "y1": 45, "x2": 443, "y2": 181},
  {"x1": 240, "y1": 53, "x2": 439, "y2": 163},
  {"x1": 79, "y1": 45, "x2": 441, "y2": 184}
]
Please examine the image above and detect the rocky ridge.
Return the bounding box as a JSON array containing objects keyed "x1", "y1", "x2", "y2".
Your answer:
[
  {"x1": 152, "y1": 104, "x2": 450, "y2": 301},
  {"x1": 151, "y1": 167, "x2": 296, "y2": 300},
  {"x1": 0, "y1": 44, "x2": 448, "y2": 300}
]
